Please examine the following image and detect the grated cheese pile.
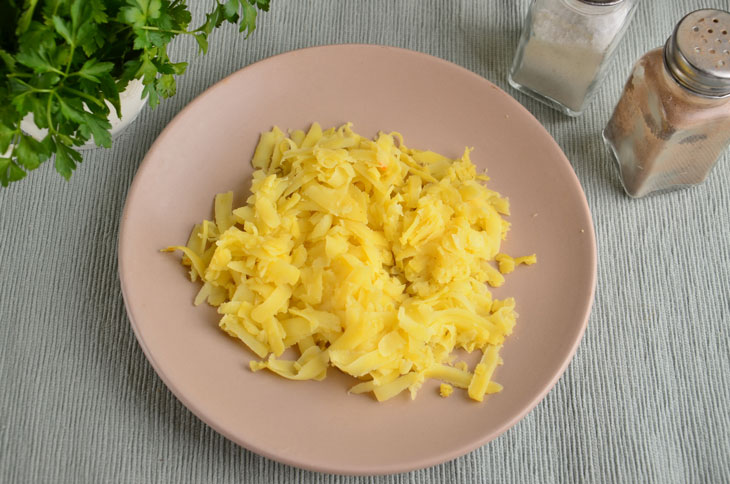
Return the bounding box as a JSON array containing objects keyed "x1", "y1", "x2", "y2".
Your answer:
[{"x1": 165, "y1": 123, "x2": 536, "y2": 402}]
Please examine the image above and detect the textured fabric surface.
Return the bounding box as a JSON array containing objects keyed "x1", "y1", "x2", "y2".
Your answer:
[{"x1": 2, "y1": 1, "x2": 729, "y2": 482}]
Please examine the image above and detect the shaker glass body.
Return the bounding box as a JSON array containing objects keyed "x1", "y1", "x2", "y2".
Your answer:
[
  {"x1": 603, "y1": 48, "x2": 730, "y2": 198},
  {"x1": 509, "y1": 0, "x2": 639, "y2": 116}
]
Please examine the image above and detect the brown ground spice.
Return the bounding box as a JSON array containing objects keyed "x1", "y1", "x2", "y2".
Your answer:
[{"x1": 604, "y1": 48, "x2": 730, "y2": 197}]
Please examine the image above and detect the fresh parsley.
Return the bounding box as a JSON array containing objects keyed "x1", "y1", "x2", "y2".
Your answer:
[{"x1": 0, "y1": 0, "x2": 270, "y2": 187}]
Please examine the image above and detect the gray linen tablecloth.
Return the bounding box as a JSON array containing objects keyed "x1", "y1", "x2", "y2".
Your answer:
[{"x1": 2, "y1": 1, "x2": 729, "y2": 482}]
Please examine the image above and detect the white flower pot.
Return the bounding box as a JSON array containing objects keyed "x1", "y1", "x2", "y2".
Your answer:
[{"x1": 3, "y1": 79, "x2": 147, "y2": 158}]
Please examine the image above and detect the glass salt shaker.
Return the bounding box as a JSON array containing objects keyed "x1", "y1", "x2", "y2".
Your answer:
[
  {"x1": 509, "y1": 0, "x2": 639, "y2": 116},
  {"x1": 603, "y1": 9, "x2": 730, "y2": 198}
]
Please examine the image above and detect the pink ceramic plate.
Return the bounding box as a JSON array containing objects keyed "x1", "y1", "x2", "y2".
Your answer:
[{"x1": 119, "y1": 45, "x2": 596, "y2": 475}]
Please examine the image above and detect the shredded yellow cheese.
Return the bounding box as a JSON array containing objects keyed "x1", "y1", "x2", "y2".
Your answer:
[
  {"x1": 495, "y1": 253, "x2": 537, "y2": 275},
  {"x1": 164, "y1": 123, "x2": 536, "y2": 402}
]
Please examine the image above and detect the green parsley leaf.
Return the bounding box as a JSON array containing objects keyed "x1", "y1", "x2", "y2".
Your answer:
[
  {"x1": 54, "y1": 141, "x2": 82, "y2": 180},
  {"x1": 240, "y1": 1, "x2": 258, "y2": 36},
  {"x1": 16, "y1": 48, "x2": 58, "y2": 74},
  {"x1": 250, "y1": 0, "x2": 271, "y2": 11},
  {"x1": 16, "y1": 0, "x2": 40, "y2": 36},
  {"x1": 120, "y1": 5, "x2": 145, "y2": 27},
  {"x1": 0, "y1": 48, "x2": 17, "y2": 71},
  {"x1": 79, "y1": 112, "x2": 112, "y2": 148},
  {"x1": 2, "y1": 0, "x2": 272, "y2": 187},
  {"x1": 99, "y1": 75, "x2": 121, "y2": 118},
  {"x1": 70, "y1": 0, "x2": 85, "y2": 30},
  {"x1": 223, "y1": 0, "x2": 241, "y2": 21},
  {"x1": 171, "y1": 62, "x2": 187, "y2": 76},
  {"x1": 0, "y1": 157, "x2": 13, "y2": 187},
  {"x1": 77, "y1": 59, "x2": 114, "y2": 83},
  {"x1": 7, "y1": 159, "x2": 28, "y2": 184},
  {"x1": 0, "y1": 123, "x2": 16, "y2": 154},
  {"x1": 51, "y1": 16, "x2": 74, "y2": 45},
  {"x1": 194, "y1": 33, "x2": 209, "y2": 54},
  {"x1": 57, "y1": 96, "x2": 86, "y2": 124},
  {"x1": 156, "y1": 73, "x2": 175, "y2": 98},
  {"x1": 142, "y1": 81, "x2": 160, "y2": 109},
  {"x1": 16, "y1": 134, "x2": 44, "y2": 170}
]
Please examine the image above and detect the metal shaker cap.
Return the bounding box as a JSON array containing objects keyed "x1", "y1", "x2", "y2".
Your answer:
[{"x1": 665, "y1": 9, "x2": 730, "y2": 97}]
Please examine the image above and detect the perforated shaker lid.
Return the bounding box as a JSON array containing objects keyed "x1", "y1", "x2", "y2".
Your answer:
[{"x1": 665, "y1": 9, "x2": 730, "y2": 97}]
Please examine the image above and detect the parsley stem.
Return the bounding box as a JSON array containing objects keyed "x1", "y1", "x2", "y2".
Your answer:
[
  {"x1": 60, "y1": 86, "x2": 105, "y2": 108},
  {"x1": 11, "y1": 78, "x2": 53, "y2": 93},
  {"x1": 64, "y1": 44, "x2": 76, "y2": 76},
  {"x1": 46, "y1": 92, "x2": 54, "y2": 136},
  {"x1": 38, "y1": 66, "x2": 66, "y2": 76},
  {"x1": 139, "y1": 26, "x2": 189, "y2": 35}
]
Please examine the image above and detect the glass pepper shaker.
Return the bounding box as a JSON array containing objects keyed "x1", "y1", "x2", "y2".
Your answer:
[
  {"x1": 603, "y1": 9, "x2": 730, "y2": 198},
  {"x1": 509, "y1": 0, "x2": 639, "y2": 116}
]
